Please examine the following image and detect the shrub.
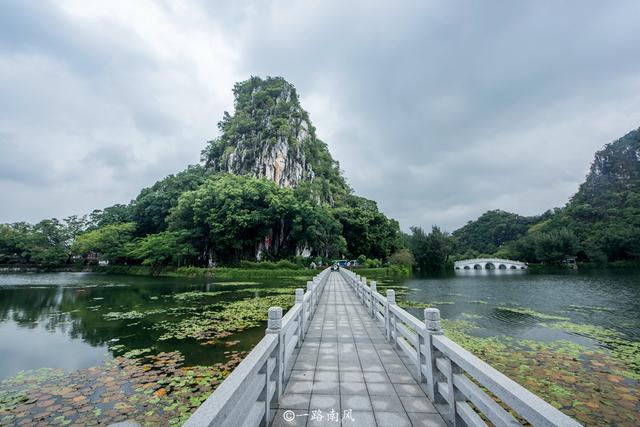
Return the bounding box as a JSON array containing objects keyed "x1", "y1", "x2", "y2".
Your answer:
[{"x1": 275, "y1": 260, "x2": 298, "y2": 269}]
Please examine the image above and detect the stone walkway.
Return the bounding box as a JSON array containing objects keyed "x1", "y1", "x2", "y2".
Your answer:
[{"x1": 271, "y1": 272, "x2": 447, "y2": 427}]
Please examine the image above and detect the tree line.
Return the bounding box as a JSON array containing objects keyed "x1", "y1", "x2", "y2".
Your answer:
[{"x1": 0, "y1": 167, "x2": 403, "y2": 269}]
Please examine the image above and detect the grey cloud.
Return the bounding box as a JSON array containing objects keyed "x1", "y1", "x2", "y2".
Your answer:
[
  {"x1": 1, "y1": 0, "x2": 640, "y2": 231},
  {"x1": 232, "y1": 0, "x2": 640, "y2": 230}
]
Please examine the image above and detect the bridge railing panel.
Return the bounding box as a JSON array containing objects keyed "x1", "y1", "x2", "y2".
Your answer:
[
  {"x1": 338, "y1": 268, "x2": 580, "y2": 427},
  {"x1": 184, "y1": 268, "x2": 331, "y2": 427}
]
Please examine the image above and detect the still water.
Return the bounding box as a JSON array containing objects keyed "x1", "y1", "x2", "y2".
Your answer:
[
  {"x1": 0, "y1": 272, "x2": 301, "y2": 380},
  {"x1": 0, "y1": 269, "x2": 638, "y2": 425},
  {"x1": 398, "y1": 269, "x2": 640, "y2": 342}
]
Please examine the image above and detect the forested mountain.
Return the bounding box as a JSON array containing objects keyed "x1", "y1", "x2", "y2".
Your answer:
[
  {"x1": 453, "y1": 128, "x2": 640, "y2": 264},
  {"x1": 0, "y1": 77, "x2": 400, "y2": 268},
  {"x1": 452, "y1": 210, "x2": 548, "y2": 257},
  {"x1": 202, "y1": 77, "x2": 348, "y2": 203}
]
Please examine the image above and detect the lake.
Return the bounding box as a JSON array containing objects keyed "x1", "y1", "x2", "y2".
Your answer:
[{"x1": 0, "y1": 269, "x2": 638, "y2": 425}]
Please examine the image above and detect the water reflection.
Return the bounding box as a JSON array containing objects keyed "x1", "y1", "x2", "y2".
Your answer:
[
  {"x1": 0, "y1": 273, "x2": 293, "y2": 379},
  {"x1": 454, "y1": 268, "x2": 527, "y2": 276},
  {"x1": 392, "y1": 269, "x2": 640, "y2": 342}
]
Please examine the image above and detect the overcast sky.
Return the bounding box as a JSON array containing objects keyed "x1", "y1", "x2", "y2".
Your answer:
[{"x1": 2, "y1": 1, "x2": 640, "y2": 231}]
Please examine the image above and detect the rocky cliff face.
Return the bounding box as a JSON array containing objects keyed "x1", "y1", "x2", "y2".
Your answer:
[{"x1": 203, "y1": 76, "x2": 346, "y2": 195}]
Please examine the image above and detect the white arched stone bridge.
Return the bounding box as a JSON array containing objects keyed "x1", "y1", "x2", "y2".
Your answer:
[{"x1": 454, "y1": 258, "x2": 528, "y2": 270}]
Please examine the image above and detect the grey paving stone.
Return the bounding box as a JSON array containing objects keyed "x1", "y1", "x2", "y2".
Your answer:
[
  {"x1": 286, "y1": 381, "x2": 313, "y2": 394},
  {"x1": 387, "y1": 372, "x2": 415, "y2": 384},
  {"x1": 316, "y1": 363, "x2": 340, "y2": 372},
  {"x1": 273, "y1": 273, "x2": 444, "y2": 427},
  {"x1": 279, "y1": 393, "x2": 312, "y2": 410},
  {"x1": 363, "y1": 372, "x2": 388, "y2": 383},
  {"x1": 289, "y1": 370, "x2": 315, "y2": 382},
  {"x1": 393, "y1": 383, "x2": 426, "y2": 397},
  {"x1": 370, "y1": 394, "x2": 404, "y2": 412},
  {"x1": 380, "y1": 356, "x2": 403, "y2": 364},
  {"x1": 339, "y1": 363, "x2": 362, "y2": 372},
  {"x1": 314, "y1": 371, "x2": 339, "y2": 382},
  {"x1": 294, "y1": 361, "x2": 317, "y2": 370},
  {"x1": 340, "y1": 371, "x2": 364, "y2": 383},
  {"x1": 367, "y1": 382, "x2": 396, "y2": 396},
  {"x1": 310, "y1": 394, "x2": 341, "y2": 412},
  {"x1": 374, "y1": 411, "x2": 412, "y2": 427},
  {"x1": 399, "y1": 396, "x2": 436, "y2": 413},
  {"x1": 406, "y1": 412, "x2": 448, "y2": 427},
  {"x1": 341, "y1": 394, "x2": 372, "y2": 411},
  {"x1": 385, "y1": 363, "x2": 411, "y2": 374},
  {"x1": 313, "y1": 381, "x2": 340, "y2": 394},
  {"x1": 362, "y1": 363, "x2": 385, "y2": 372},
  {"x1": 339, "y1": 381, "x2": 368, "y2": 395}
]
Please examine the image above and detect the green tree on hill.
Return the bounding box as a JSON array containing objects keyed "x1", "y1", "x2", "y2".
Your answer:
[{"x1": 408, "y1": 226, "x2": 454, "y2": 272}]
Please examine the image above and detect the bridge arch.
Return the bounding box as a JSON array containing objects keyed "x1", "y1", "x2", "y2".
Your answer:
[{"x1": 454, "y1": 258, "x2": 528, "y2": 271}]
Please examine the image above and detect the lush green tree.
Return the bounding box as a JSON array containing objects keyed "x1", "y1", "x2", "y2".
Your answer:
[
  {"x1": 290, "y1": 202, "x2": 345, "y2": 259},
  {"x1": 88, "y1": 204, "x2": 133, "y2": 229},
  {"x1": 333, "y1": 195, "x2": 401, "y2": 260},
  {"x1": 73, "y1": 223, "x2": 136, "y2": 263},
  {"x1": 533, "y1": 229, "x2": 579, "y2": 264},
  {"x1": 0, "y1": 219, "x2": 83, "y2": 266},
  {"x1": 131, "y1": 165, "x2": 208, "y2": 236},
  {"x1": 128, "y1": 231, "x2": 196, "y2": 268},
  {"x1": 0, "y1": 223, "x2": 30, "y2": 264},
  {"x1": 409, "y1": 226, "x2": 454, "y2": 272},
  {"x1": 168, "y1": 175, "x2": 298, "y2": 264},
  {"x1": 389, "y1": 249, "x2": 415, "y2": 268},
  {"x1": 27, "y1": 219, "x2": 70, "y2": 266}
]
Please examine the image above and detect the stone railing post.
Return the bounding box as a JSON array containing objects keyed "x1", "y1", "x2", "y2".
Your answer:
[
  {"x1": 360, "y1": 278, "x2": 367, "y2": 303},
  {"x1": 442, "y1": 355, "x2": 464, "y2": 427},
  {"x1": 423, "y1": 308, "x2": 444, "y2": 403},
  {"x1": 370, "y1": 281, "x2": 377, "y2": 318},
  {"x1": 386, "y1": 290, "x2": 395, "y2": 342},
  {"x1": 313, "y1": 278, "x2": 320, "y2": 309},
  {"x1": 295, "y1": 289, "x2": 304, "y2": 347},
  {"x1": 265, "y1": 306, "x2": 283, "y2": 422},
  {"x1": 306, "y1": 281, "x2": 314, "y2": 313}
]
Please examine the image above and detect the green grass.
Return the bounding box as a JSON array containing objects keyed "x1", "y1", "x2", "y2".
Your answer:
[
  {"x1": 354, "y1": 265, "x2": 410, "y2": 277},
  {"x1": 97, "y1": 265, "x2": 317, "y2": 280}
]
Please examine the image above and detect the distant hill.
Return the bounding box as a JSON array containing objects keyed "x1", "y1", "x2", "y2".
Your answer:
[
  {"x1": 454, "y1": 128, "x2": 640, "y2": 264},
  {"x1": 451, "y1": 210, "x2": 548, "y2": 257}
]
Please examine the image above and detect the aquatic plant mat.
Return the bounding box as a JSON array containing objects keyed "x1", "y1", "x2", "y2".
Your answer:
[
  {"x1": 0, "y1": 281, "x2": 298, "y2": 426},
  {"x1": 0, "y1": 350, "x2": 245, "y2": 426},
  {"x1": 390, "y1": 277, "x2": 640, "y2": 426},
  {"x1": 442, "y1": 318, "x2": 640, "y2": 425}
]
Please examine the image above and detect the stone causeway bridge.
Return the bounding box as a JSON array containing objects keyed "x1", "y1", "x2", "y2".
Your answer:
[
  {"x1": 185, "y1": 268, "x2": 580, "y2": 427},
  {"x1": 454, "y1": 258, "x2": 528, "y2": 271}
]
